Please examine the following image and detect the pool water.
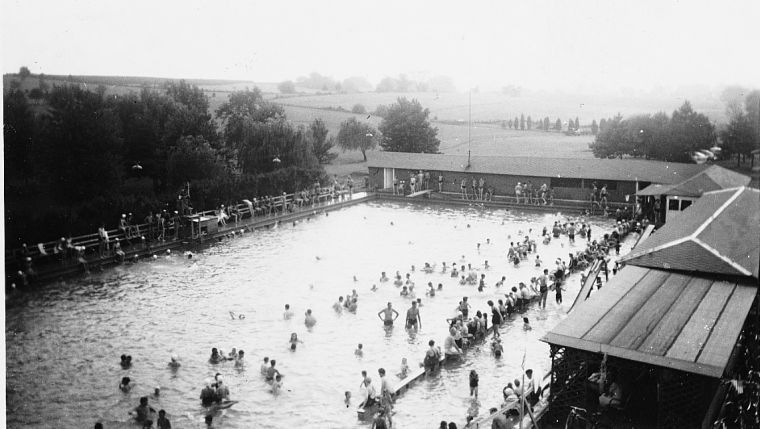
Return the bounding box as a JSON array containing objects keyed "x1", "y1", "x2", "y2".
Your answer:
[{"x1": 5, "y1": 201, "x2": 626, "y2": 428}]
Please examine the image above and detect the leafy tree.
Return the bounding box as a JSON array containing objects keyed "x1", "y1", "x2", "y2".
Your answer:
[
  {"x1": 35, "y1": 85, "x2": 124, "y2": 201},
  {"x1": 18, "y1": 66, "x2": 31, "y2": 80},
  {"x1": 527, "y1": 115, "x2": 532, "y2": 130},
  {"x1": 720, "y1": 113, "x2": 756, "y2": 166},
  {"x1": 575, "y1": 117, "x2": 580, "y2": 130},
  {"x1": 544, "y1": 117, "x2": 550, "y2": 131},
  {"x1": 297, "y1": 72, "x2": 338, "y2": 91},
  {"x1": 236, "y1": 117, "x2": 319, "y2": 176},
  {"x1": 554, "y1": 118, "x2": 562, "y2": 131},
  {"x1": 166, "y1": 136, "x2": 223, "y2": 187},
  {"x1": 378, "y1": 98, "x2": 440, "y2": 153},
  {"x1": 3, "y1": 88, "x2": 36, "y2": 182},
  {"x1": 668, "y1": 101, "x2": 715, "y2": 162},
  {"x1": 519, "y1": 114, "x2": 525, "y2": 130},
  {"x1": 599, "y1": 118, "x2": 607, "y2": 132},
  {"x1": 278, "y1": 80, "x2": 296, "y2": 94},
  {"x1": 508, "y1": 119, "x2": 513, "y2": 129},
  {"x1": 337, "y1": 117, "x2": 378, "y2": 161},
  {"x1": 746, "y1": 90, "x2": 760, "y2": 137},
  {"x1": 216, "y1": 88, "x2": 284, "y2": 147},
  {"x1": 373, "y1": 104, "x2": 389, "y2": 118},
  {"x1": 376, "y1": 77, "x2": 397, "y2": 92},
  {"x1": 351, "y1": 104, "x2": 367, "y2": 114},
  {"x1": 341, "y1": 76, "x2": 373, "y2": 93},
  {"x1": 591, "y1": 119, "x2": 598, "y2": 135},
  {"x1": 38, "y1": 74, "x2": 49, "y2": 93},
  {"x1": 589, "y1": 114, "x2": 625, "y2": 158},
  {"x1": 514, "y1": 117, "x2": 519, "y2": 130},
  {"x1": 567, "y1": 119, "x2": 574, "y2": 131},
  {"x1": 308, "y1": 118, "x2": 337, "y2": 164}
]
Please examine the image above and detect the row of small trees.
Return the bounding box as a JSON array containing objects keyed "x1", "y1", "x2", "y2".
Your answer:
[
  {"x1": 502, "y1": 115, "x2": 583, "y2": 132},
  {"x1": 278, "y1": 72, "x2": 456, "y2": 94}
]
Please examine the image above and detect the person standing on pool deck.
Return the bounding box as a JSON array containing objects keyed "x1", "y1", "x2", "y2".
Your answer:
[
  {"x1": 377, "y1": 302, "x2": 399, "y2": 326},
  {"x1": 438, "y1": 174, "x2": 444, "y2": 192},
  {"x1": 461, "y1": 178, "x2": 468, "y2": 200},
  {"x1": 405, "y1": 301, "x2": 422, "y2": 329}
]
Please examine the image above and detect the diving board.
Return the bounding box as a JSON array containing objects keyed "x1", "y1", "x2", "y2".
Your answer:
[{"x1": 406, "y1": 190, "x2": 432, "y2": 198}]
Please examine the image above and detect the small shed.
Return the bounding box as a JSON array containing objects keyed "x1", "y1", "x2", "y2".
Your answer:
[
  {"x1": 186, "y1": 214, "x2": 219, "y2": 240},
  {"x1": 636, "y1": 166, "x2": 750, "y2": 224}
]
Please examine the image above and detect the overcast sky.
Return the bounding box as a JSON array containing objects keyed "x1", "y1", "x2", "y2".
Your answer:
[{"x1": 2, "y1": 0, "x2": 759, "y2": 92}]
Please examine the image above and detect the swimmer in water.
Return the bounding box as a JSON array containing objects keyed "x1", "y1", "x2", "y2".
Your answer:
[
  {"x1": 304, "y1": 309, "x2": 317, "y2": 327},
  {"x1": 130, "y1": 396, "x2": 156, "y2": 424},
  {"x1": 119, "y1": 376, "x2": 132, "y2": 393},
  {"x1": 272, "y1": 374, "x2": 283, "y2": 395},
  {"x1": 266, "y1": 360, "x2": 280, "y2": 383},
  {"x1": 235, "y1": 350, "x2": 245, "y2": 366},
  {"x1": 289, "y1": 333, "x2": 303, "y2": 350},
  {"x1": 377, "y1": 302, "x2": 399, "y2": 326},
  {"x1": 283, "y1": 304, "x2": 294, "y2": 320},
  {"x1": 355, "y1": 343, "x2": 364, "y2": 357},
  {"x1": 399, "y1": 358, "x2": 409, "y2": 378},
  {"x1": 523, "y1": 317, "x2": 532, "y2": 331},
  {"x1": 260, "y1": 357, "x2": 270, "y2": 375},
  {"x1": 333, "y1": 296, "x2": 344, "y2": 312},
  {"x1": 380, "y1": 272, "x2": 389, "y2": 282},
  {"x1": 209, "y1": 348, "x2": 223, "y2": 364},
  {"x1": 400, "y1": 285, "x2": 409, "y2": 296},
  {"x1": 120, "y1": 354, "x2": 132, "y2": 369},
  {"x1": 345, "y1": 391, "x2": 352, "y2": 408},
  {"x1": 168, "y1": 354, "x2": 181, "y2": 368},
  {"x1": 371, "y1": 284, "x2": 378, "y2": 292}
]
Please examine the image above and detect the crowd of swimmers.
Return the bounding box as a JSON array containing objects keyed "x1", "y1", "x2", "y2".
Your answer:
[{"x1": 87, "y1": 209, "x2": 638, "y2": 428}]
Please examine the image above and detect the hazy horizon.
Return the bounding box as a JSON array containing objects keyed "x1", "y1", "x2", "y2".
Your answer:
[{"x1": 3, "y1": 0, "x2": 760, "y2": 95}]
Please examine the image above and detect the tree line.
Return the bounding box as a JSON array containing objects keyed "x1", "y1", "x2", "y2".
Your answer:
[
  {"x1": 4, "y1": 69, "x2": 442, "y2": 246},
  {"x1": 501, "y1": 115, "x2": 583, "y2": 133},
  {"x1": 4, "y1": 80, "x2": 328, "y2": 245},
  {"x1": 588, "y1": 99, "x2": 759, "y2": 163}
]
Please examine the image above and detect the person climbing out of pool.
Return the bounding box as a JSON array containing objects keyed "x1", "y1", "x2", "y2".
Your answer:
[
  {"x1": 209, "y1": 348, "x2": 223, "y2": 364},
  {"x1": 405, "y1": 300, "x2": 422, "y2": 329},
  {"x1": 130, "y1": 396, "x2": 156, "y2": 424},
  {"x1": 289, "y1": 333, "x2": 303, "y2": 351},
  {"x1": 119, "y1": 376, "x2": 133, "y2": 392},
  {"x1": 304, "y1": 309, "x2": 317, "y2": 327},
  {"x1": 377, "y1": 302, "x2": 399, "y2": 327}
]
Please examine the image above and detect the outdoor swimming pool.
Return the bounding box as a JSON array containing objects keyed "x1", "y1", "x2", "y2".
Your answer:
[{"x1": 5, "y1": 200, "x2": 627, "y2": 428}]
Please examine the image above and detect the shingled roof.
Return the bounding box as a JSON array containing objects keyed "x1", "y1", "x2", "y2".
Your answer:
[
  {"x1": 622, "y1": 187, "x2": 760, "y2": 278},
  {"x1": 367, "y1": 152, "x2": 707, "y2": 184},
  {"x1": 637, "y1": 165, "x2": 750, "y2": 197},
  {"x1": 542, "y1": 265, "x2": 758, "y2": 378}
]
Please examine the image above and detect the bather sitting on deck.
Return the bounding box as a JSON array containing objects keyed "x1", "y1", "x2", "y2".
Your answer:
[{"x1": 444, "y1": 328, "x2": 463, "y2": 359}]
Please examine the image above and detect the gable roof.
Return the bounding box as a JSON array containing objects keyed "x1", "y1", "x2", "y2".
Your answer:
[
  {"x1": 542, "y1": 265, "x2": 757, "y2": 378},
  {"x1": 622, "y1": 187, "x2": 760, "y2": 278},
  {"x1": 367, "y1": 152, "x2": 707, "y2": 184},
  {"x1": 638, "y1": 165, "x2": 750, "y2": 197}
]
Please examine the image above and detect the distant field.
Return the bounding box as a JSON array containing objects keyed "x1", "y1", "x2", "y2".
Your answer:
[
  {"x1": 4, "y1": 73, "x2": 727, "y2": 179},
  {"x1": 276, "y1": 90, "x2": 727, "y2": 124}
]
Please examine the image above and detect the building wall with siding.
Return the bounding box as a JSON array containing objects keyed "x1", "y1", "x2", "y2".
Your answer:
[{"x1": 368, "y1": 166, "x2": 638, "y2": 203}]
